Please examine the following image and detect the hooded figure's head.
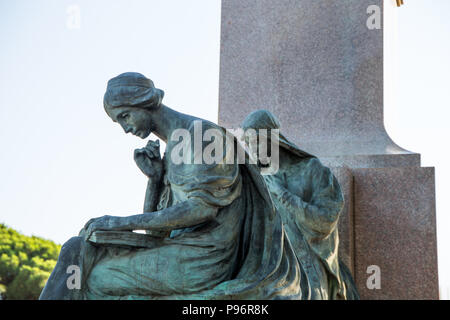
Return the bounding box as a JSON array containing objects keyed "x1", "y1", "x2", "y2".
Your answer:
[{"x1": 241, "y1": 109, "x2": 315, "y2": 161}]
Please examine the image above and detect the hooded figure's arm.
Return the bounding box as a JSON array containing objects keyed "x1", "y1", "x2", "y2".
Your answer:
[{"x1": 274, "y1": 158, "x2": 343, "y2": 235}]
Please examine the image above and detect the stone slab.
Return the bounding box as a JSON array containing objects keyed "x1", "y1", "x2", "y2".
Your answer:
[
  {"x1": 218, "y1": 0, "x2": 417, "y2": 168},
  {"x1": 321, "y1": 154, "x2": 420, "y2": 170},
  {"x1": 218, "y1": 0, "x2": 439, "y2": 300},
  {"x1": 352, "y1": 166, "x2": 438, "y2": 299}
]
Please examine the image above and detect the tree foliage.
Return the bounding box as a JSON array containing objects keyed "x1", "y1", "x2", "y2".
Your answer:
[{"x1": 0, "y1": 223, "x2": 61, "y2": 300}]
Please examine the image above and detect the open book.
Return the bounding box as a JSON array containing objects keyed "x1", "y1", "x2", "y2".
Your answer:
[{"x1": 88, "y1": 231, "x2": 166, "y2": 248}]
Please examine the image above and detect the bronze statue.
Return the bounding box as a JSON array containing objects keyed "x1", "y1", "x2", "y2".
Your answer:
[
  {"x1": 241, "y1": 110, "x2": 359, "y2": 300},
  {"x1": 40, "y1": 73, "x2": 303, "y2": 299},
  {"x1": 40, "y1": 73, "x2": 358, "y2": 300}
]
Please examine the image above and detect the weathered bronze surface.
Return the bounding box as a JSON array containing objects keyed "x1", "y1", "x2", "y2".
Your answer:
[
  {"x1": 39, "y1": 73, "x2": 358, "y2": 300},
  {"x1": 241, "y1": 110, "x2": 359, "y2": 300}
]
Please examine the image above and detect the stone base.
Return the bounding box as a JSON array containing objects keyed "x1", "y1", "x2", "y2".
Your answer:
[
  {"x1": 322, "y1": 153, "x2": 421, "y2": 170},
  {"x1": 218, "y1": 0, "x2": 439, "y2": 299},
  {"x1": 333, "y1": 166, "x2": 438, "y2": 300}
]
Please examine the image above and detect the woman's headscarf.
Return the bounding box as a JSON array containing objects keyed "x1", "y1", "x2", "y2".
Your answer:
[
  {"x1": 103, "y1": 72, "x2": 164, "y2": 111},
  {"x1": 241, "y1": 109, "x2": 315, "y2": 160}
]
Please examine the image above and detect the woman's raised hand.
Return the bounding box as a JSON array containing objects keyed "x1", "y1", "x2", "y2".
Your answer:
[{"x1": 134, "y1": 140, "x2": 163, "y2": 182}]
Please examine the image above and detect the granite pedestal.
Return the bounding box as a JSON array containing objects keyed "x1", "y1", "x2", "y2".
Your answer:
[{"x1": 218, "y1": 0, "x2": 439, "y2": 299}]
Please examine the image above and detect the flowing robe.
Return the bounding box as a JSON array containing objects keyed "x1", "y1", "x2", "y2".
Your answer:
[
  {"x1": 68, "y1": 120, "x2": 305, "y2": 299},
  {"x1": 264, "y1": 157, "x2": 359, "y2": 300}
]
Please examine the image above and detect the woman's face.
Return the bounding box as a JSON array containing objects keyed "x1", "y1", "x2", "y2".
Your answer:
[{"x1": 109, "y1": 107, "x2": 154, "y2": 139}]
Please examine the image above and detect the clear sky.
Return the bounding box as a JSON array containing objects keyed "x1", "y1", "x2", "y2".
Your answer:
[{"x1": 1, "y1": 0, "x2": 449, "y2": 296}]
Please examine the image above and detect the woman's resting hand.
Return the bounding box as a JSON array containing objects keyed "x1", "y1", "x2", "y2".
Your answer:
[{"x1": 79, "y1": 215, "x2": 129, "y2": 241}]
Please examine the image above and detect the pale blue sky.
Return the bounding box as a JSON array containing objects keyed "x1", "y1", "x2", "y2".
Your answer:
[{"x1": 1, "y1": 0, "x2": 449, "y2": 294}]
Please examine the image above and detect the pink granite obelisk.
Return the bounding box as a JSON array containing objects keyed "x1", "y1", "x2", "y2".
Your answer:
[{"x1": 218, "y1": 0, "x2": 438, "y2": 299}]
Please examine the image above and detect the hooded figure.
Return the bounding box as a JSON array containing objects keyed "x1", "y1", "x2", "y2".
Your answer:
[
  {"x1": 40, "y1": 73, "x2": 307, "y2": 300},
  {"x1": 241, "y1": 109, "x2": 359, "y2": 300}
]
